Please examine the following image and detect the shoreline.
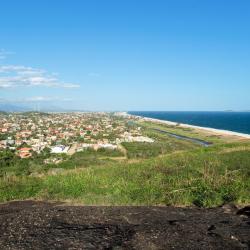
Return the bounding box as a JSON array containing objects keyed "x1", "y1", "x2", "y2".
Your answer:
[{"x1": 119, "y1": 112, "x2": 250, "y2": 139}]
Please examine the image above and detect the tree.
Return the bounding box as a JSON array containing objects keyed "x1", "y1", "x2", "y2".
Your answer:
[{"x1": 0, "y1": 150, "x2": 15, "y2": 168}]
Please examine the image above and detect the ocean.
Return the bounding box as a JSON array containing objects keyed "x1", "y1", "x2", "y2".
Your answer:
[{"x1": 128, "y1": 111, "x2": 250, "y2": 135}]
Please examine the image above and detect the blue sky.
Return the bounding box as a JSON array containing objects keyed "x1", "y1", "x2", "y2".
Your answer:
[{"x1": 0, "y1": 0, "x2": 250, "y2": 111}]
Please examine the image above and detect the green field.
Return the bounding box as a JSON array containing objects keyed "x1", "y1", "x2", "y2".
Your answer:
[
  {"x1": 0, "y1": 148, "x2": 123, "y2": 177},
  {"x1": 0, "y1": 123, "x2": 250, "y2": 207}
]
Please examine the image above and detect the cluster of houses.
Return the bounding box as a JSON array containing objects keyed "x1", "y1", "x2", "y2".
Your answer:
[{"x1": 0, "y1": 112, "x2": 154, "y2": 159}]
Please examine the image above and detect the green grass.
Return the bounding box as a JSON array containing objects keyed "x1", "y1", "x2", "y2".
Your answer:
[
  {"x1": 122, "y1": 141, "x2": 193, "y2": 159},
  {"x1": 0, "y1": 148, "x2": 124, "y2": 177},
  {"x1": 121, "y1": 128, "x2": 198, "y2": 159},
  {"x1": 0, "y1": 142, "x2": 249, "y2": 207},
  {"x1": 0, "y1": 123, "x2": 249, "y2": 207},
  {"x1": 44, "y1": 149, "x2": 124, "y2": 171},
  {"x1": 140, "y1": 121, "x2": 231, "y2": 144}
]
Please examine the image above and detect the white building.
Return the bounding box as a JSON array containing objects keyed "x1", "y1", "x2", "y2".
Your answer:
[
  {"x1": 51, "y1": 145, "x2": 69, "y2": 154},
  {"x1": 98, "y1": 143, "x2": 117, "y2": 149},
  {"x1": 122, "y1": 134, "x2": 154, "y2": 143}
]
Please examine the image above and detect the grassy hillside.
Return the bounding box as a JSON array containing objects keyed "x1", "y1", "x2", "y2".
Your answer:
[
  {"x1": 0, "y1": 148, "x2": 123, "y2": 177},
  {"x1": 0, "y1": 120, "x2": 249, "y2": 207},
  {"x1": 1, "y1": 140, "x2": 249, "y2": 207}
]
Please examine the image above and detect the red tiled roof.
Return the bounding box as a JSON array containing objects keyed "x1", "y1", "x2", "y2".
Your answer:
[{"x1": 19, "y1": 147, "x2": 32, "y2": 151}]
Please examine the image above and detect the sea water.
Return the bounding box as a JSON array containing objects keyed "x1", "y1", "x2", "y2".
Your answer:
[{"x1": 128, "y1": 111, "x2": 250, "y2": 135}]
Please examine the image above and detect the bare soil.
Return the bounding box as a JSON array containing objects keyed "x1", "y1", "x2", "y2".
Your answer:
[{"x1": 0, "y1": 201, "x2": 249, "y2": 249}]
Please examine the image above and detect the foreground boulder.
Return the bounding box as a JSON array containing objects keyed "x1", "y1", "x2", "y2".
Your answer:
[{"x1": 0, "y1": 201, "x2": 249, "y2": 249}]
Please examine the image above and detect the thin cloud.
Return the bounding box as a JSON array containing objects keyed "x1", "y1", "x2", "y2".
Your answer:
[
  {"x1": 0, "y1": 65, "x2": 45, "y2": 75},
  {"x1": 0, "y1": 49, "x2": 14, "y2": 60},
  {"x1": 0, "y1": 64, "x2": 80, "y2": 89},
  {"x1": 0, "y1": 96, "x2": 72, "y2": 103},
  {"x1": 62, "y1": 83, "x2": 80, "y2": 88},
  {"x1": 24, "y1": 96, "x2": 72, "y2": 102}
]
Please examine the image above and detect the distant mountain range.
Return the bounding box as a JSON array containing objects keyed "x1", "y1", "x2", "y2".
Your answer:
[
  {"x1": 0, "y1": 103, "x2": 90, "y2": 113},
  {"x1": 0, "y1": 103, "x2": 28, "y2": 112},
  {"x1": 0, "y1": 103, "x2": 68, "y2": 112}
]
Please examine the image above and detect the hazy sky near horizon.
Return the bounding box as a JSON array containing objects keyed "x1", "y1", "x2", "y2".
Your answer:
[{"x1": 0, "y1": 0, "x2": 250, "y2": 111}]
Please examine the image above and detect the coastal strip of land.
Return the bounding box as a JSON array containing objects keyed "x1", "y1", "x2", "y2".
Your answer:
[
  {"x1": 152, "y1": 128, "x2": 212, "y2": 146},
  {"x1": 119, "y1": 112, "x2": 250, "y2": 139}
]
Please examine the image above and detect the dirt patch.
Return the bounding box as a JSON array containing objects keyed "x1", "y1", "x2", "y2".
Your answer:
[
  {"x1": 219, "y1": 146, "x2": 250, "y2": 154},
  {"x1": 0, "y1": 201, "x2": 249, "y2": 249}
]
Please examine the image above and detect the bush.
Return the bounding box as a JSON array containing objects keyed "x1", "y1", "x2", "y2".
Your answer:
[{"x1": 191, "y1": 181, "x2": 216, "y2": 207}]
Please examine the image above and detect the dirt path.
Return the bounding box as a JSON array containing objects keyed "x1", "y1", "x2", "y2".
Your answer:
[
  {"x1": 0, "y1": 201, "x2": 249, "y2": 249},
  {"x1": 67, "y1": 143, "x2": 78, "y2": 156},
  {"x1": 117, "y1": 143, "x2": 128, "y2": 158}
]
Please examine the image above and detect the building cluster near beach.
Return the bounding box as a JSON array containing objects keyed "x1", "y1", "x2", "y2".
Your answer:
[{"x1": 0, "y1": 112, "x2": 154, "y2": 159}]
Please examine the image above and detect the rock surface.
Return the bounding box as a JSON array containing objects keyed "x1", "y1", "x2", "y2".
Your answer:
[{"x1": 0, "y1": 201, "x2": 249, "y2": 249}]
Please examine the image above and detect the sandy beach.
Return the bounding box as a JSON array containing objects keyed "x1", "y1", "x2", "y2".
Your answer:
[{"x1": 120, "y1": 112, "x2": 250, "y2": 139}]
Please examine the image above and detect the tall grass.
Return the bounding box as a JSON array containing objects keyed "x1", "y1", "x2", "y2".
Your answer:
[{"x1": 0, "y1": 143, "x2": 249, "y2": 207}]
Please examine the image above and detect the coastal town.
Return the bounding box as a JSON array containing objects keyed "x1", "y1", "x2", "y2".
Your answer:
[{"x1": 0, "y1": 112, "x2": 154, "y2": 160}]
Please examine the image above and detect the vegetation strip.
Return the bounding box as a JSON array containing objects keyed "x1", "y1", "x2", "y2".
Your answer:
[{"x1": 152, "y1": 128, "x2": 212, "y2": 146}]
